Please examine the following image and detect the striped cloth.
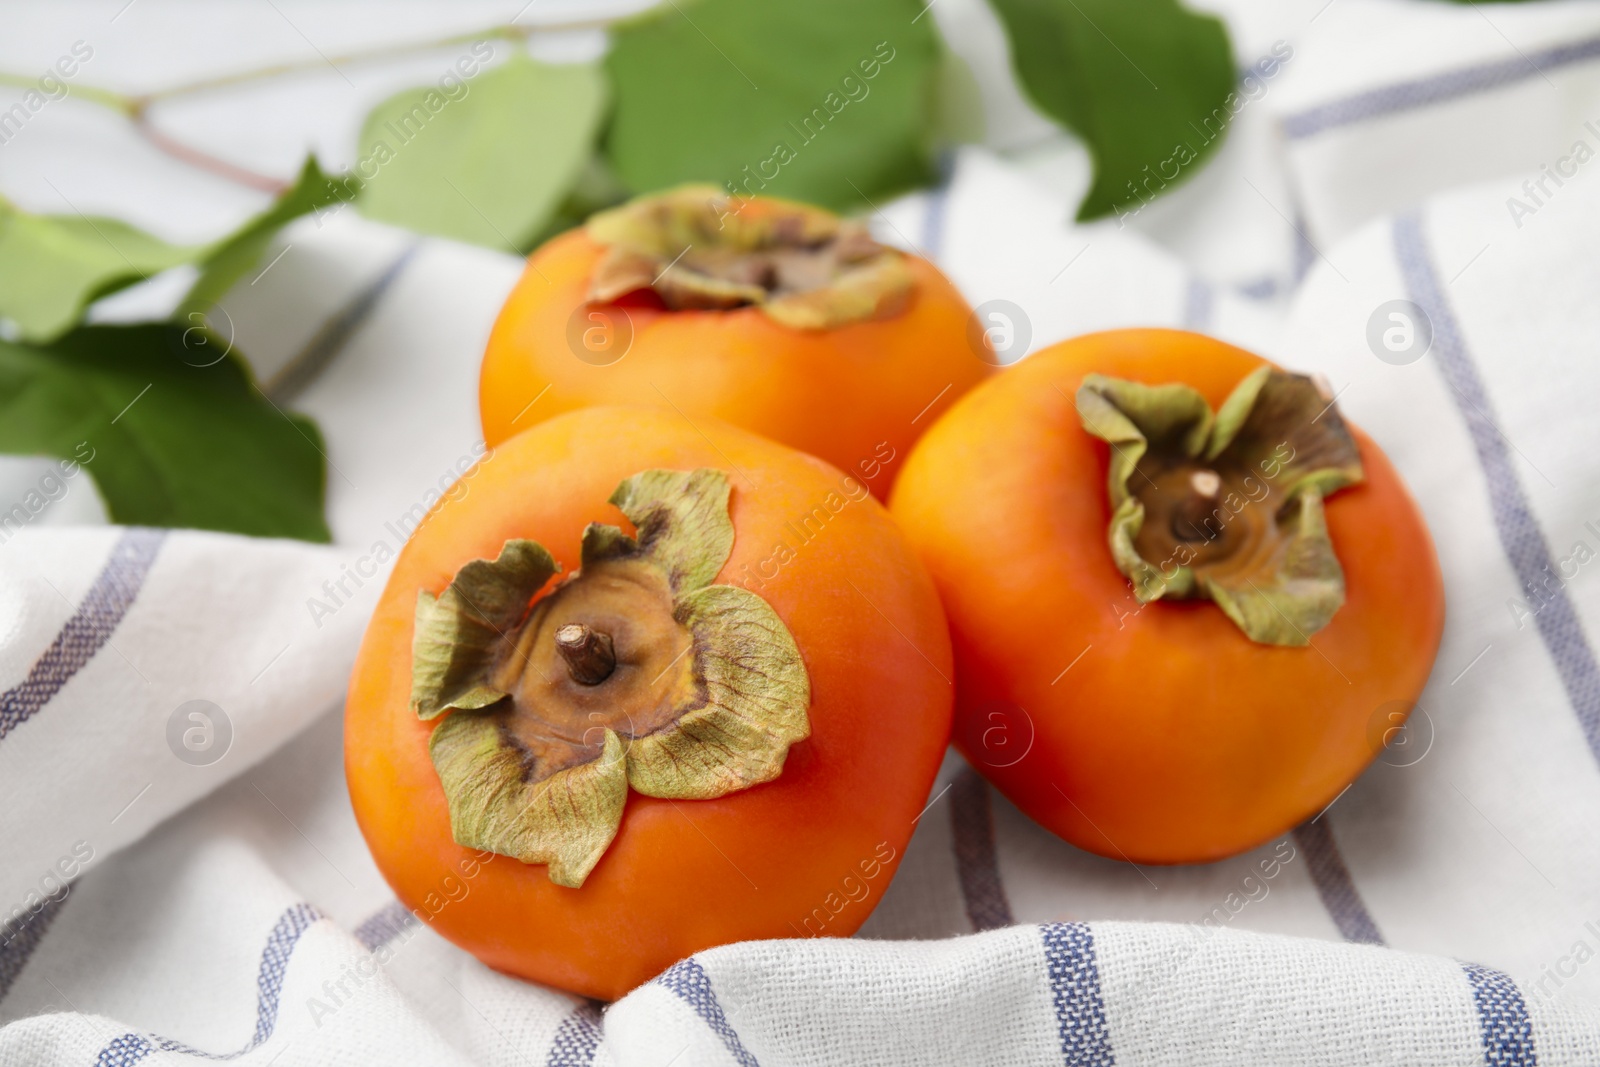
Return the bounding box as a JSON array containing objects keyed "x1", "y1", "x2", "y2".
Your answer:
[{"x1": 5, "y1": 0, "x2": 1600, "y2": 1062}]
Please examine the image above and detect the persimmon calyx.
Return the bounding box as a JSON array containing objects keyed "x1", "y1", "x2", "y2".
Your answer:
[
  {"x1": 585, "y1": 184, "x2": 914, "y2": 330},
  {"x1": 409, "y1": 468, "x2": 811, "y2": 888},
  {"x1": 1075, "y1": 367, "x2": 1365, "y2": 646}
]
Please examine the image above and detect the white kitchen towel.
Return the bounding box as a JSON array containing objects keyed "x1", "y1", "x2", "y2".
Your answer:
[
  {"x1": 6, "y1": 0, "x2": 1600, "y2": 1063},
  {"x1": 0, "y1": 527, "x2": 364, "y2": 913},
  {"x1": 1, "y1": 160, "x2": 1597, "y2": 1063},
  {"x1": 1272, "y1": 0, "x2": 1600, "y2": 246}
]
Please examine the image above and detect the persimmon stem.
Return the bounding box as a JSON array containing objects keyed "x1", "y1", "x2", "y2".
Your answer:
[
  {"x1": 555, "y1": 623, "x2": 616, "y2": 686},
  {"x1": 1171, "y1": 469, "x2": 1221, "y2": 542}
]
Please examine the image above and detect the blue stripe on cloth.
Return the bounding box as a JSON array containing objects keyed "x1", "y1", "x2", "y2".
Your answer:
[
  {"x1": 1292, "y1": 212, "x2": 1317, "y2": 285},
  {"x1": 93, "y1": 1034, "x2": 153, "y2": 1067},
  {"x1": 1394, "y1": 211, "x2": 1600, "y2": 765},
  {"x1": 656, "y1": 957, "x2": 759, "y2": 1067},
  {"x1": 0, "y1": 528, "x2": 165, "y2": 743},
  {"x1": 265, "y1": 241, "x2": 420, "y2": 404},
  {"x1": 950, "y1": 767, "x2": 1015, "y2": 932},
  {"x1": 545, "y1": 1001, "x2": 604, "y2": 1067},
  {"x1": 1284, "y1": 33, "x2": 1600, "y2": 140},
  {"x1": 922, "y1": 166, "x2": 953, "y2": 265},
  {"x1": 1462, "y1": 962, "x2": 1538, "y2": 1066},
  {"x1": 1180, "y1": 277, "x2": 1215, "y2": 333},
  {"x1": 1292, "y1": 821, "x2": 1385, "y2": 945},
  {"x1": 1235, "y1": 275, "x2": 1280, "y2": 302},
  {"x1": 353, "y1": 900, "x2": 418, "y2": 951},
  {"x1": 1040, "y1": 923, "x2": 1115, "y2": 1067},
  {"x1": 248, "y1": 902, "x2": 320, "y2": 1047},
  {"x1": 0, "y1": 892, "x2": 69, "y2": 1004},
  {"x1": 94, "y1": 902, "x2": 324, "y2": 1064}
]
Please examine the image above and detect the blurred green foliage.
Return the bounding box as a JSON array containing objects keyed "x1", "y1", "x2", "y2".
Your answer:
[
  {"x1": 0, "y1": 324, "x2": 330, "y2": 541},
  {"x1": 0, "y1": 0, "x2": 1245, "y2": 539}
]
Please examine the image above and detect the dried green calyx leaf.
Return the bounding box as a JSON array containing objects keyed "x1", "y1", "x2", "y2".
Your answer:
[
  {"x1": 585, "y1": 185, "x2": 914, "y2": 330},
  {"x1": 411, "y1": 540, "x2": 560, "y2": 719},
  {"x1": 1076, "y1": 368, "x2": 1365, "y2": 646},
  {"x1": 411, "y1": 468, "x2": 810, "y2": 887}
]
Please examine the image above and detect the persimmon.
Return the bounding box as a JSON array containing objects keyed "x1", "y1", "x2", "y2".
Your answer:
[
  {"x1": 890, "y1": 329, "x2": 1444, "y2": 864},
  {"x1": 346, "y1": 406, "x2": 952, "y2": 999},
  {"x1": 478, "y1": 186, "x2": 988, "y2": 497}
]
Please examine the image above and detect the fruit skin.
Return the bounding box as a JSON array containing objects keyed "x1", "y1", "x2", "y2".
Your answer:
[
  {"x1": 889, "y1": 329, "x2": 1445, "y2": 864},
  {"x1": 478, "y1": 227, "x2": 988, "y2": 497},
  {"x1": 346, "y1": 406, "x2": 953, "y2": 1000}
]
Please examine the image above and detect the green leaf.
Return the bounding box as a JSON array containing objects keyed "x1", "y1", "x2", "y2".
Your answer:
[
  {"x1": 986, "y1": 0, "x2": 1235, "y2": 220},
  {"x1": 0, "y1": 156, "x2": 343, "y2": 344},
  {"x1": 356, "y1": 54, "x2": 607, "y2": 252},
  {"x1": 0, "y1": 323, "x2": 330, "y2": 541},
  {"x1": 930, "y1": 47, "x2": 986, "y2": 150},
  {"x1": 524, "y1": 155, "x2": 631, "y2": 251},
  {"x1": 0, "y1": 208, "x2": 194, "y2": 343},
  {"x1": 180, "y1": 156, "x2": 345, "y2": 315},
  {"x1": 604, "y1": 0, "x2": 942, "y2": 212}
]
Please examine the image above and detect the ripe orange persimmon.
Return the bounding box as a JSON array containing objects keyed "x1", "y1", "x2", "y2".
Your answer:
[
  {"x1": 346, "y1": 406, "x2": 952, "y2": 1000},
  {"x1": 890, "y1": 329, "x2": 1444, "y2": 864},
  {"x1": 479, "y1": 187, "x2": 988, "y2": 497}
]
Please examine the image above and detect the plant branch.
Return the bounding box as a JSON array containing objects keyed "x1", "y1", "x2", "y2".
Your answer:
[
  {"x1": 0, "y1": 71, "x2": 136, "y2": 113},
  {"x1": 129, "y1": 109, "x2": 289, "y2": 194},
  {"x1": 132, "y1": 15, "x2": 621, "y2": 104},
  {"x1": 0, "y1": 12, "x2": 625, "y2": 194}
]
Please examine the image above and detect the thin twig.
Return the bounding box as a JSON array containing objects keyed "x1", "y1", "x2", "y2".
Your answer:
[
  {"x1": 130, "y1": 109, "x2": 289, "y2": 193},
  {"x1": 130, "y1": 16, "x2": 617, "y2": 104},
  {"x1": 0, "y1": 13, "x2": 624, "y2": 194},
  {"x1": 0, "y1": 71, "x2": 132, "y2": 112}
]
